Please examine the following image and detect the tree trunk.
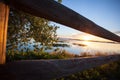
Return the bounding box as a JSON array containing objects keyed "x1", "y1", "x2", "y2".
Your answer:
[{"x1": 0, "y1": 1, "x2": 9, "y2": 64}]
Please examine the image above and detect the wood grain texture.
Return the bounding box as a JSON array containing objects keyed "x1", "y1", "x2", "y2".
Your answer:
[
  {"x1": 0, "y1": 55, "x2": 120, "y2": 80},
  {"x1": 9, "y1": 0, "x2": 120, "y2": 42},
  {"x1": 0, "y1": 2, "x2": 9, "y2": 64}
]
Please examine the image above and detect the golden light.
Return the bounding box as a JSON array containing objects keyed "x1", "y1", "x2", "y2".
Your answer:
[
  {"x1": 82, "y1": 41, "x2": 91, "y2": 46},
  {"x1": 82, "y1": 36, "x2": 91, "y2": 41}
]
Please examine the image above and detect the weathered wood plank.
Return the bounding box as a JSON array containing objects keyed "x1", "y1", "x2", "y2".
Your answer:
[
  {"x1": 0, "y1": 1, "x2": 9, "y2": 64},
  {"x1": 0, "y1": 55, "x2": 120, "y2": 80},
  {"x1": 9, "y1": 0, "x2": 120, "y2": 42}
]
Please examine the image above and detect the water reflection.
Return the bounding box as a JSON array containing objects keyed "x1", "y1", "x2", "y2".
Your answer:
[
  {"x1": 65, "y1": 39, "x2": 120, "y2": 55},
  {"x1": 82, "y1": 41, "x2": 91, "y2": 46}
]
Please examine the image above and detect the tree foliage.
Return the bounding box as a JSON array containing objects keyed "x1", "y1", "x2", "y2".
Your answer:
[
  {"x1": 7, "y1": 0, "x2": 63, "y2": 51},
  {"x1": 7, "y1": 9, "x2": 58, "y2": 51},
  {"x1": 57, "y1": 0, "x2": 62, "y2": 3}
]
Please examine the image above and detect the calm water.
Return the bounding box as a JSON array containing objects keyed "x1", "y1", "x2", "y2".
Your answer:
[
  {"x1": 57, "y1": 39, "x2": 120, "y2": 55},
  {"x1": 18, "y1": 39, "x2": 120, "y2": 55}
]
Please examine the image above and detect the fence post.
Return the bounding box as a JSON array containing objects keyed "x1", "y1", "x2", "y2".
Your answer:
[{"x1": 0, "y1": 1, "x2": 9, "y2": 64}]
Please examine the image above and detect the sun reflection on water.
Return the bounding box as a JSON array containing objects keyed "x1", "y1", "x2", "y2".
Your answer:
[
  {"x1": 81, "y1": 41, "x2": 120, "y2": 53},
  {"x1": 67, "y1": 38, "x2": 120, "y2": 54},
  {"x1": 82, "y1": 41, "x2": 91, "y2": 46}
]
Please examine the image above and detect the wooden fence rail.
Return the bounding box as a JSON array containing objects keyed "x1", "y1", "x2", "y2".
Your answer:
[
  {"x1": 9, "y1": 0, "x2": 120, "y2": 42},
  {"x1": 0, "y1": 55, "x2": 120, "y2": 80}
]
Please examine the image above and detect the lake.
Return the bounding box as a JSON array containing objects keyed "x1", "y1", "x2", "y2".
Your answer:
[
  {"x1": 54, "y1": 39, "x2": 120, "y2": 55},
  {"x1": 18, "y1": 38, "x2": 120, "y2": 55}
]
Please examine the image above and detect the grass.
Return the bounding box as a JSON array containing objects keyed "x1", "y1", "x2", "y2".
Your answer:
[
  {"x1": 79, "y1": 52, "x2": 110, "y2": 57},
  {"x1": 54, "y1": 60, "x2": 120, "y2": 80},
  {"x1": 7, "y1": 50, "x2": 118, "y2": 62},
  {"x1": 50, "y1": 49, "x2": 75, "y2": 59},
  {"x1": 6, "y1": 50, "x2": 75, "y2": 62}
]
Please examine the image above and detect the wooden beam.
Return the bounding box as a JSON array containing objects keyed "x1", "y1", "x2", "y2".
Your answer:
[
  {"x1": 0, "y1": 1, "x2": 9, "y2": 64},
  {"x1": 9, "y1": 0, "x2": 120, "y2": 42},
  {"x1": 0, "y1": 55, "x2": 120, "y2": 80}
]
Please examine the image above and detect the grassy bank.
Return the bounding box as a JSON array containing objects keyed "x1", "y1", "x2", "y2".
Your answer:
[
  {"x1": 55, "y1": 60, "x2": 120, "y2": 80},
  {"x1": 6, "y1": 50, "x2": 75, "y2": 62},
  {"x1": 7, "y1": 50, "x2": 115, "y2": 62}
]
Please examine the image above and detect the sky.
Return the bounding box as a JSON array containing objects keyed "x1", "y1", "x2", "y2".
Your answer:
[{"x1": 54, "y1": 0, "x2": 120, "y2": 40}]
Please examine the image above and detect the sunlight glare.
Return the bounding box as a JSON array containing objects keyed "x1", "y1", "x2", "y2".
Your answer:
[
  {"x1": 82, "y1": 41, "x2": 91, "y2": 46},
  {"x1": 82, "y1": 36, "x2": 91, "y2": 41}
]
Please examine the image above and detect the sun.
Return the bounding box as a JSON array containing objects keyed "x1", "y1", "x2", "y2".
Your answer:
[{"x1": 82, "y1": 36, "x2": 91, "y2": 41}]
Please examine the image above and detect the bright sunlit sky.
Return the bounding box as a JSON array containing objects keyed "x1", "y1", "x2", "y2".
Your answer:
[{"x1": 53, "y1": 0, "x2": 120, "y2": 41}]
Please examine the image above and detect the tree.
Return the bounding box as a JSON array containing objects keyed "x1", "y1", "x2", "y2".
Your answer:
[
  {"x1": 57, "y1": 0, "x2": 62, "y2": 3},
  {"x1": 7, "y1": 8, "x2": 58, "y2": 52},
  {"x1": 7, "y1": 0, "x2": 62, "y2": 51}
]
